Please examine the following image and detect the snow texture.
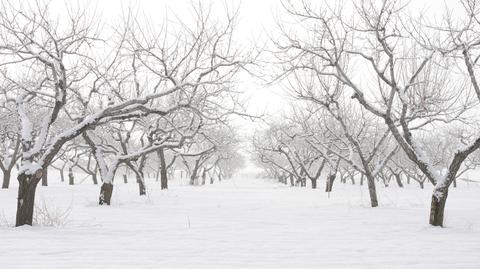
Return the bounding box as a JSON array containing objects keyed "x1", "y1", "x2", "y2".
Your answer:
[{"x1": 0, "y1": 177, "x2": 480, "y2": 268}]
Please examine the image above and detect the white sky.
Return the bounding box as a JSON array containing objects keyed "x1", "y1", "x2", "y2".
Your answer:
[
  {"x1": 20, "y1": 0, "x2": 467, "y2": 171},
  {"x1": 40, "y1": 0, "x2": 463, "y2": 135}
]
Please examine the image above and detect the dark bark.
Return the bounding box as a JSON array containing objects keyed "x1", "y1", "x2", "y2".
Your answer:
[
  {"x1": 137, "y1": 173, "x2": 146, "y2": 196},
  {"x1": 201, "y1": 169, "x2": 207, "y2": 185},
  {"x1": 158, "y1": 148, "x2": 168, "y2": 190},
  {"x1": 41, "y1": 169, "x2": 48, "y2": 186},
  {"x1": 189, "y1": 159, "x2": 201, "y2": 185},
  {"x1": 394, "y1": 173, "x2": 404, "y2": 188},
  {"x1": 311, "y1": 178, "x2": 317, "y2": 189},
  {"x1": 360, "y1": 174, "x2": 364, "y2": 186},
  {"x1": 289, "y1": 174, "x2": 294, "y2": 187},
  {"x1": 68, "y1": 167, "x2": 74, "y2": 185},
  {"x1": 59, "y1": 168, "x2": 65, "y2": 182},
  {"x1": 419, "y1": 181, "x2": 424, "y2": 189},
  {"x1": 453, "y1": 178, "x2": 457, "y2": 188},
  {"x1": 325, "y1": 174, "x2": 336, "y2": 192},
  {"x1": 99, "y1": 183, "x2": 114, "y2": 205},
  {"x1": 365, "y1": 172, "x2": 379, "y2": 207},
  {"x1": 15, "y1": 171, "x2": 42, "y2": 226},
  {"x1": 429, "y1": 188, "x2": 448, "y2": 227},
  {"x1": 381, "y1": 176, "x2": 389, "y2": 187},
  {"x1": 1, "y1": 170, "x2": 11, "y2": 189},
  {"x1": 92, "y1": 173, "x2": 98, "y2": 185},
  {"x1": 123, "y1": 174, "x2": 128, "y2": 183}
]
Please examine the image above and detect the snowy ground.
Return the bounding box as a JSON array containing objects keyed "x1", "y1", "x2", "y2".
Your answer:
[{"x1": 1, "y1": 177, "x2": 480, "y2": 269}]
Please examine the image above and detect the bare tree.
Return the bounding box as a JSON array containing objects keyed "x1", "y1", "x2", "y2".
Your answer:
[
  {"x1": 0, "y1": 106, "x2": 20, "y2": 188},
  {"x1": 0, "y1": 1, "x2": 250, "y2": 225},
  {"x1": 274, "y1": 0, "x2": 480, "y2": 226}
]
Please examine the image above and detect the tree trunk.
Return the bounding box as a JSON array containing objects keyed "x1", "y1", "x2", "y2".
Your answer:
[
  {"x1": 201, "y1": 169, "x2": 207, "y2": 185},
  {"x1": 453, "y1": 178, "x2": 457, "y2": 188},
  {"x1": 360, "y1": 174, "x2": 364, "y2": 186},
  {"x1": 429, "y1": 188, "x2": 448, "y2": 227},
  {"x1": 189, "y1": 160, "x2": 200, "y2": 185},
  {"x1": 350, "y1": 176, "x2": 355, "y2": 185},
  {"x1": 311, "y1": 178, "x2": 317, "y2": 189},
  {"x1": 123, "y1": 174, "x2": 128, "y2": 183},
  {"x1": 137, "y1": 173, "x2": 146, "y2": 196},
  {"x1": 158, "y1": 149, "x2": 168, "y2": 190},
  {"x1": 2, "y1": 170, "x2": 11, "y2": 189},
  {"x1": 394, "y1": 174, "x2": 404, "y2": 188},
  {"x1": 325, "y1": 174, "x2": 336, "y2": 192},
  {"x1": 419, "y1": 181, "x2": 424, "y2": 189},
  {"x1": 59, "y1": 168, "x2": 65, "y2": 182},
  {"x1": 16, "y1": 171, "x2": 42, "y2": 226},
  {"x1": 99, "y1": 183, "x2": 114, "y2": 205},
  {"x1": 289, "y1": 174, "x2": 294, "y2": 186},
  {"x1": 92, "y1": 173, "x2": 98, "y2": 185},
  {"x1": 382, "y1": 177, "x2": 389, "y2": 187},
  {"x1": 365, "y1": 172, "x2": 378, "y2": 207},
  {"x1": 41, "y1": 169, "x2": 48, "y2": 186},
  {"x1": 68, "y1": 167, "x2": 74, "y2": 185}
]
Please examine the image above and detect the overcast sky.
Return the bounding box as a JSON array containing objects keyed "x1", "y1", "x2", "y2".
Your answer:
[{"x1": 39, "y1": 0, "x2": 462, "y2": 135}]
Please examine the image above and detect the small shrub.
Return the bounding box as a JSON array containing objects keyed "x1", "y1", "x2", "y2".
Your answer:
[{"x1": 33, "y1": 199, "x2": 71, "y2": 227}]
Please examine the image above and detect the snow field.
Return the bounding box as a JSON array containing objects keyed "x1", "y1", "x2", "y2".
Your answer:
[{"x1": 0, "y1": 177, "x2": 479, "y2": 268}]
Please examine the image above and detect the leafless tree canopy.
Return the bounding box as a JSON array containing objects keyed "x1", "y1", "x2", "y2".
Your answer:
[{"x1": 1, "y1": 0, "x2": 480, "y2": 230}]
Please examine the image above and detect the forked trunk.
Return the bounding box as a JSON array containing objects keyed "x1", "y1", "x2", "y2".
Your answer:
[
  {"x1": 99, "y1": 183, "x2": 114, "y2": 205},
  {"x1": 16, "y1": 171, "x2": 43, "y2": 226},
  {"x1": 2, "y1": 170, "x2": 11, "y2": 189},
  {"x1": 429, "y1": 188, "x2": 448, "y2": 227}
]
